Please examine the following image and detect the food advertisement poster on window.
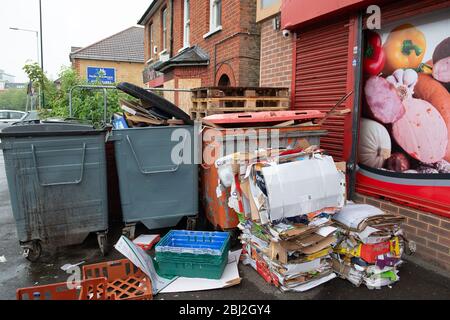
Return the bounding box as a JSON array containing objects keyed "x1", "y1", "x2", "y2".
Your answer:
[{"x1": 359, "y1": 10, "x2": 450, "y2": 176}]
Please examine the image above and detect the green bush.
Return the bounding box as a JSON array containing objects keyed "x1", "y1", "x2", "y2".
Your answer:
[
  {"x1": 0, "y1": 88, "x2": 28, "y2": 111},
  {"x1": 23, "y1": 63, "x2": 129, "y2": 128}
]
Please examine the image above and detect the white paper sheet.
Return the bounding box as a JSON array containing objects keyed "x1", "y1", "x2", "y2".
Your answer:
[
  {"x1": 286, "y1": 273, "x2": 336, "y2": 292},
  {"x1": 309, "y1": 217, "x2": 331, "y2": 227},
  {"x1": 115, "y1": 236, "x2": 175, "y2": 294},
  {"x1": 333, "y1": 204, "x2": 384, "y2": 230},
  {"x1": 160, "y1": 250, "x2": 242, "y2": 294},
  {"x1": 355, "y1": 226, "x2": 391, "y2": 244},
  {"x1": 315, "y1": 226, "x2": 337, "y2": 237},
  {"x1": 284, "y1": 258, "x2": 322, "y2": 275}
]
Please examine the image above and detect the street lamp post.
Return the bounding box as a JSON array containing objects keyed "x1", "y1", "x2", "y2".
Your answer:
[
  {"x1": 9, "y1": 0, "x2": 45, "y2": 109},
  {"x1": 39, "y1": 0, "x2": 44, "y2": 75},
  {"x1": 9, "y1": 27, "x2": 41, "y2": 110},
  {"x1": 9, "y1": 28, "x2": 39, "y2": 63},
  {"x1": 39, "y1": 0, "x2": 44, "y2": 109}
]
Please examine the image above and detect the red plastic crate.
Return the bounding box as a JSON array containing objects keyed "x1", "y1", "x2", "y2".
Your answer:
[
  {"x1": 16, "y1": 277, "x2": 108, "y2": 300},
  {"x1": 82, "y1": 259, "x2": 153, "y2": 300}
]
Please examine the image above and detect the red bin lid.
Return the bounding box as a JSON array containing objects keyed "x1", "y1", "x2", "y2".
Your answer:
[{"x1": 203, "y1": 110, "x2": 324, "y2": 124}]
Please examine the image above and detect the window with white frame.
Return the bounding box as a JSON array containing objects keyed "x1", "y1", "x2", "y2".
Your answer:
[
  {"x1": 162, "y1": 7, "x2": 168, "y2": 51},
  {"x1": 209, "y1": 0, "x2": 222, "y2": 32},
  {"x1": 149, "y1": 23, "x2": 153, "y2": 59},
  {"x1": 183, "y1": 0, "x2": 190, "y2": 48}
]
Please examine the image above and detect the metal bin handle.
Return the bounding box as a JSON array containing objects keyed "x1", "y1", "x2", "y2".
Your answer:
[
  {"x1": 126, "y1": 134, "x2": 187, "y2": 175},
  {"x1": 31, "y1": 143, "x2": 87, "y2": 187}
]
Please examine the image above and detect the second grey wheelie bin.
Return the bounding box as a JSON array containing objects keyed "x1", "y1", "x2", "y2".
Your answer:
[
  {"x1": 111, "y1": 83, "x2": 198, "y2": 238},
  {"x1": 0, "y1": 122, "x2": 109, "y2": 261}
]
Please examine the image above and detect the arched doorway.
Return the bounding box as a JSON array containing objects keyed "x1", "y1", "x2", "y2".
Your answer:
[
  {"x1": 215, "y1": 63, "x2": 236, "y2": 87},
  {"x1": 218, "y1": 74, "x2": 231, "y2": 87}
]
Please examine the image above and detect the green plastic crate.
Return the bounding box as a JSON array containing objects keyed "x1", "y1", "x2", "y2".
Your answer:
[
  {"x1": 156, "y1": 250, "x2": 229, "y2": 280},
  {"x1": 155, "y1": 230, "x2": 230, "y2": 279}
]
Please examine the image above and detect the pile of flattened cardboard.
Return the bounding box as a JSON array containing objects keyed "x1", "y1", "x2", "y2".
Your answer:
[
  {"x1": 112, "y1": 99, "x2": 185, "y2": 128},
  {"x1": 215, "y1": 147, "x2": 347, "y2": 292},
  {"x1": 331, "y1": 203, "x2": 413, "y2": 289}
]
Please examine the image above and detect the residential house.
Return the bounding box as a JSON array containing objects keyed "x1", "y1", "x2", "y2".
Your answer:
[
  {"x1": 138, "y1": 0, "x2": 261, "y2": 112},
  {"x1": 70, "y1": 27, "x2": 145, "y2": 85}
]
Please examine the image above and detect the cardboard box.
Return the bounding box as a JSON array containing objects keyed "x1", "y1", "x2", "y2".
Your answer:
[{"x1": 261, "y1": 155, "x2": 346, "y2": 222}]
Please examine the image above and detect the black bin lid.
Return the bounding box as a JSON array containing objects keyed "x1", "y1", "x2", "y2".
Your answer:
[
  {"x1": 117, "y1": 82, "x2": 194, "y2": 125},
  {"x1": 0, "y1": 122, "x2": 105, "y2": 138}
]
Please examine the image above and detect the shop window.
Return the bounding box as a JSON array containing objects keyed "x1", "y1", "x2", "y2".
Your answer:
[
  {"x1": 256, "y1": 0, "x2": 281, "y2": 22},
  {"x1": 183, "y1": 0, "x2": 190, "y2": 48}
]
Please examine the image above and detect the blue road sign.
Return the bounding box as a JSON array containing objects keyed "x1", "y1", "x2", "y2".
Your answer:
[{"x1": 87, "y1": 67, "x2": 116, "y2": 84}]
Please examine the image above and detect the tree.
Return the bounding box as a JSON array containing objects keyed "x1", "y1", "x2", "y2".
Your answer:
[
  {"x1": 23, "y1": 62, "x2": 56, "y2": 111},
  {"x1": 22, "y1": 63, "x2": 125, "y2": 128},
  {"x1": 0, "y1": 88, "x2": 28, "y2": 110}
]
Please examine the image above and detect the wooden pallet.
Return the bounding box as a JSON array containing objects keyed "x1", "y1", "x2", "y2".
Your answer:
[
  {"x1": 191, "y1": 97, "x2": 289, "y2": 110},
  {"x1": 191, "y1": 110, "x2": 207, "y2": 121},
  {"x1": 190, "y1": 86, "x2": 290, "y2": 120},
  {"x1": 191, "y1": 86, "x2": 289, "y2": 111},
  {"x1": 191, "y1": 86, "x2": 289, "y2": 99}
]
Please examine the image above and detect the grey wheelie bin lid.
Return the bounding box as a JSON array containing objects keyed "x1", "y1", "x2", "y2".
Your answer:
[{"x1": 0, "y1": 121, "x2": 104, "y2": 137}]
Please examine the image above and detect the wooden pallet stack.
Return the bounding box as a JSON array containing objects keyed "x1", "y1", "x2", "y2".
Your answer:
[{"x1": 190, "y1": 86, "x2": 290, "y2": 120}]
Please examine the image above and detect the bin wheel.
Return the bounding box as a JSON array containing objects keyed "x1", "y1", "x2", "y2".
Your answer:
[
  {"x1": 25, "y1": 241, "x2": 42, "y2": 262},
  {"x1": 97, "y1": 233, "x2": 109, "y2": 257},
  {"x1": 186, "y1": 216, "x2": 197, "y2": 231},
  {"x1": 122, "y1": 225, "x2": 136, "y2": 240}
]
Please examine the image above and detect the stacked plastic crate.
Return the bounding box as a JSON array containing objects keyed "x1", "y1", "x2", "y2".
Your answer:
[{"x1": 155, "y1": 230, "x2": 231, "y2": 280}]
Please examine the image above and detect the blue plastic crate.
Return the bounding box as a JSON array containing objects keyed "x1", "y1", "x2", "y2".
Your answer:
[{"x1": 155, "y1": 230, "x2": 230, "y2": 256}]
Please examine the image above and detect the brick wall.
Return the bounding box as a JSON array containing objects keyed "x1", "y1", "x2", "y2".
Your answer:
[
  {"x1": 73, "y1": 59, "x2": 81, "y2": 75},
  {"x1": 144, "y1": 0, "x2": 261, "y2": 87},
  {"x1": 354, "y1": 193, "x2": 450, "y2": 273},
  {"x1": 173, "y1": 0, "x2": 184, "y2": 53},
  {"x1": 73, "y1": 58, "x2": 144, "y2": 86},
  {"x1": 143, "y1": 0, "x2": 170, "y2": 63},
  {"x1": 259, "y1": 14, "x2": 292, "y2": 88}
]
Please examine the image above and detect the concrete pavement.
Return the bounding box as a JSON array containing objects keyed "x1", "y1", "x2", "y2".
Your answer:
[{"x1": 1, "y1": 150, "x2": 450, "y2": 300}]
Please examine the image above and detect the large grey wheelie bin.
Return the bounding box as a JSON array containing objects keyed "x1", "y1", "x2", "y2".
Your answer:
[
  {"x1": 110, "y1": 125, "x2": 198, "y2": 238},
  {"x1": 0, "y1": 122, "x2": 109, "y2": 261},
  {"x1": 111, "y1": 82, "x2": 198, "y2": 239}
]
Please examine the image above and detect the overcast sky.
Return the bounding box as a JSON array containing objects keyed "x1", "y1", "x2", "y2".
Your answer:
[{"x1": 0, "y1": 0, "x2": 152, "y2": 82}]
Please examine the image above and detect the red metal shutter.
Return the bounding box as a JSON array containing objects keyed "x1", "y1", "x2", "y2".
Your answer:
[{"x1": 292, "y1": 18, "x2": 356, "y2": 161}]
